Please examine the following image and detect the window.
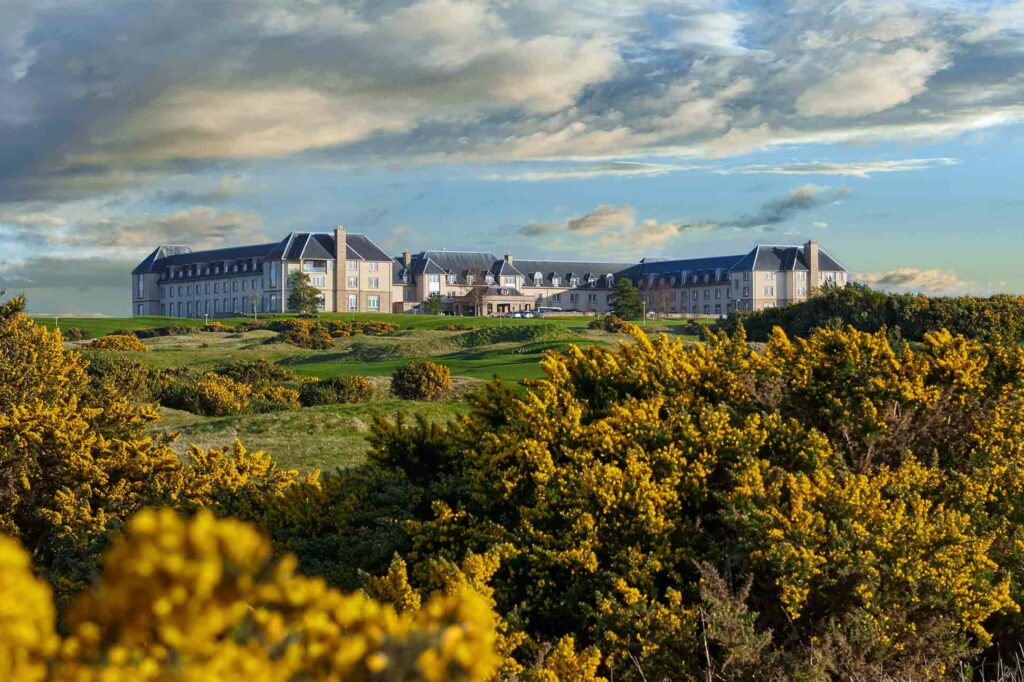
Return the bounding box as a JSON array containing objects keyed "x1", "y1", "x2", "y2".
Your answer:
[
  {"x1": 404, "y1": 288, "x2": 413, "y2": 301},
  {"x1": 533, "y1": 273, "x2": 543, "y2": 286},
  {"x1": 348, "y1": 294, "x2": 358, "y2": 311},
  {"x1": 588, "y1": 294, "x2": 597, "y2": 302},
  {"x1": 187, "y1": 301, "x2": 192, "y2": 317},
  {"x1": 367, "y1": 295, "x2": 380, "y2": 311},
  {"x1": 692, "y1": 291, "x2": 698, "y2": 300},
  {"x1": 316, "y1": 295, "x2": 325, "y2": 311},
  {"x1": 485, "y1": 274, "x2": 495, "y2": 285},
  {"x1": 466, "y1": 275, "x2": 475, "y2": 285},
  {"x1": 501, "y1": 276, "x2": 515, "y2": 286},
  {"x1": 187, "y1": 285, "x2": 192, "y2": 296},
  {"x1": 241, "y1": 280, "x2": 247, "y2": 291},
  {"x1": 269, "y1": 294, "x2": 277, "y2": 311},
  {"x1": 136, "y1": 304, "x2": 143, "y2": 315},
  {"x1": 552, "y1": 277, "x2": 560, "y2": 287},
  {"x1": 203, "y1": 283, "x2": 208, "y2": 294},
  {"x1": 136, "y1": 276, "x2": 144, "y2": 299},
  {"x1": 743, "y1": 287, "x2": 750, "y2": 297},
  {"x1": 428, "y1": 274, "x2": 440, "y2": 293},
  {"x1": 764, "y1": 286, "x2": 774, "y2": 296},
  {"x1": 796, "y1": 271, "x2": 806, "y2": 281},
  {"x1": 303, "y1": 261, "x2": 327, "y2": 273},
  {"x1": 270, "y1": 262, "x2": 279, "y2": 288},
  {"x1": 743, "y1": 271, "x2": 749, "y2": 281},
  {"x1": 368, "y1": 262, "x2": 379, "y2": 271},
  {"x1": 252, "y1": 279, "x2": 257, "y2": 290},
  {"x1": 214, "y1": 299, "x2": 220, "y2": 313},
  {"x1": 715, "y1": 304, "x2": 721, "y2": 315},
  {"x1": 348, "y1": 261, "x2": 358, "y2": 270},
  {"x1": 311, "y1": 275, "x2": 325, "y2": 287},
  {"x1": 232, "y1": 281, "x2": 237, "y2": 292},
  {"x1": 553, "y1": 294, "x2": 561, "y2": 302},
  {"x1": 570, "y1": 294, "x2": 578, "y2": 303},
  {"x1": 232, "y1": 298, "x2": 237, "y2": 312},
  {"x1": 764, "y1": 271, "x2": 773, "y2": 281},
  {"x1": 715, "y1": 289, "x2": 721, "y2": 299},
  {"x1": 797, "y1": 286, "x2": 806, "y2": 296},
  {"x1": 570, "y1": 277, "x2": 580, "y2": 287},
  {"x1": 704, "y1": 289, "x2": 710, "y2": 299},
  {"x1": 446, "y1": 274, "x2": 456, "y2": 285},
  {"x1": 160, "y1": 304, "x2": 166, "y2": 315},
  {"x1": 177, "y1": 302, "x2": 182, "y2": 316},
  {"x1": 369, "y1": 277, "x2": 379, "y2": 289},
  {"x1": 347, "y1": 276, "x2": 358, "y2": 288}
]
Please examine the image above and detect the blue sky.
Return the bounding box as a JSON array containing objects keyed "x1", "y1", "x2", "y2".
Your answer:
[{"x1": 2, "y1": 0, "x2": 1024, "y2": 314}]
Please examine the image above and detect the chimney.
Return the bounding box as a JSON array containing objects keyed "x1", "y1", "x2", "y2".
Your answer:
[
  {"x1": 403, "y1": 250, "x2": 412, "y2": 268},
  {"x1": 334, "y1": 225, "x2": 347, "y2": 309},
  {"x1": 805, "y1": 239, "x2": 819, "y2": 294},
  {"x1": 504, "y1": 252, "x2": 513, "y2": 265}
]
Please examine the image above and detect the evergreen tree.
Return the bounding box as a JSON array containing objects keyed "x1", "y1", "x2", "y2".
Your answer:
[
  {"x1": 287, "y1": 272, "x2": 322, "y2": 316},
  {"x1": 608, "y1": 277, "x2": 643, "y2": 320},
  {"x1": 423, "y1": 293, "x2": 446, "y2": 315}
]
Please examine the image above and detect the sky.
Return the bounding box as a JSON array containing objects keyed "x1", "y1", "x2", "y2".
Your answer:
[{"x1": 2, "y1": 0, "x2": 1024, "y2": 315}]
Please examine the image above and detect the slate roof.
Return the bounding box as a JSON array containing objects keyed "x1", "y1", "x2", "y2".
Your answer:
[
  {"x1": 514, "y1": 259, "x2": 634, "y2": 287},
  {"x1": 729, "y1": 245, "x2": 847, "y2": 273},
  {"x1": 134, "y1": 231, "x2": 393, "y2": 278},
  {"x1": 619, "y1": 255, "x2": 745, "y2": 286}
]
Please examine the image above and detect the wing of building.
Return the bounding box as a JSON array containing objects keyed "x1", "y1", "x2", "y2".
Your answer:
[{"x1": 132, "y1": 229, "x2": 848, "y2": 318}]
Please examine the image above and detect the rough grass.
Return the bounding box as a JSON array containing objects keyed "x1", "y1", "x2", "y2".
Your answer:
[
  {"x1": 38, "y1": 311, "x2": 708, "y2": 337},
  {"x1": 155, "y1": 398, "x2": 470, "y2": 471}
]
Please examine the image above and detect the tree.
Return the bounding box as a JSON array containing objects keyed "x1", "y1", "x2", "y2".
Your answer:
[
  {"x1": 423, "y1": 293, "x2": 445, "y2": 315},
  {"x1": 287, "y1": 272, "x2": 321, "y2": 316},
  {"x1": 608, "y1": 277, "x2": 642, "y2": 320}
]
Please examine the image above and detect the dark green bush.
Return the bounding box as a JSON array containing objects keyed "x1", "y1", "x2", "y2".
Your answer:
[
  {"x1": 62, "y1": 327, "x2": 91, "y2": 341},
  {"x1": 298, "y1": 376, "x2": 375, "y2": 406},
  {"x1": 214, "y1": 359, "x2": 296, "y2": 387},
  {"x1": 720, "y1": 283, "x2": 1024, "y2": 343},
  {"x1": 84, "y1": 354, "x2": 159, "y2": 402}
]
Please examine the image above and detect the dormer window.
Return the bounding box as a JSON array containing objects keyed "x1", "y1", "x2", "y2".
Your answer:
[
  {"x1": 604, "y1": 274, "x2": 614, "y2": 287},
  {"x1": 533, "y1": 272, "x2": 543, "y2": 286},
  {"x1": 485, "y1": 274, "x2": 495, "y2": 285},
  {"x1": 551, "y1": 276, "x2": 560, "y2": 287},
  {"x1": 446, "y1": 274, "x2": 456, "y2": 284},
  {"x1": 570, "y1": 277, "x2": 580, "y2": 287},
  {"x1": 466, "y1": 274, "x2": 475, "y2": 285}
]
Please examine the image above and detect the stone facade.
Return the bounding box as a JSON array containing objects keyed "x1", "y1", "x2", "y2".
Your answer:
[{"x1": 133, "y1": 231, "x2": 847, "y2": 318}]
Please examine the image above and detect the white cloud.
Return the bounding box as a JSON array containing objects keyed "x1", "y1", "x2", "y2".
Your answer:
[
  {"x1": 487, "y1": 161, "x2": 699, "y2": 182},
  {"x1": 855, "y1": 267, "x2": 971, "y2": 295},
  {"x1": 720, "y1": 157, "x2": 960, "y2": 177},
  {"x1": 796, "y1": 40, "x2": 952, "y2": 118}
]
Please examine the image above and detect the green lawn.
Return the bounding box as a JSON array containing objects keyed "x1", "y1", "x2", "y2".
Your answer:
[
  {"x1": 155, "y1": 399, "x2": 469, "y2": 472},
  {"x1": 38, "y1": 311, "x2": 710, "y2": 337}
]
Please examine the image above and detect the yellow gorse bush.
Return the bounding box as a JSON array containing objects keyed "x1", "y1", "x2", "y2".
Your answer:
[
  {"x1": 88, "y1": 334, "x2": 149, "y2": 352},
  {"x1": 0, "y1": 508, "x2": 500, "y2": 681}
]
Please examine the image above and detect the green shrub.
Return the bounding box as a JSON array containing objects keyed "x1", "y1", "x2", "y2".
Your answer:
[
  {"x1": 61, "y1": 327, "x2": 91, "y2": 341},
  {"x1": 720, "y1": 283, "x2": 1024, "y2": 343},
  {"x1": 131, "y1": 326, "x2": 198, "y2": 339},
  {"x1": 158, "y1": 371, "x2": 251, "y2": 416},
  {"x1": 390, "y1": 361, "x2": 451, "y2": 401},
  {"x1": 323, "y1": 320, "x2": 400, "y2": 337},
  {"x1": 89, "y1": 335, "x2": 148, "y2": 352},
  {"x1": 440, "y1": 323, "x2": 472, "y2": 332},
  {"x1": 236, "y1": 320, "x2": 268, "y2": 333},
  {"x1": 588, "y1": 314, "x2": 629, "y2": 332},
  {"x1": 299, "y1": 376, "x2": 375, "y2": 406},
  {"x1": 250, "y1": 384, "x2": 302, "y2": 412},
  {"x1": 214, "y1": 359, "x2": 296, "y2": 387},
  {"x1": 84, "y1": 354, "x2": 159, "y2": 403},
  {"x1": 270, "y1": 319, "x2": 334, "y2": 349}
]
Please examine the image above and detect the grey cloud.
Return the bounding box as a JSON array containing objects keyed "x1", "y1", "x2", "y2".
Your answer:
[
  {"x1": 855, "y1": 267, "x2": 970, "y2": 295},
  {"x1": 721, "y1": 185, "x2": 849, "y2": 229},
  {"x1": 3, "y1": 0, "x2": 1024, "y2": 203},
  {"x1": 721, "y1": 158, "x2": 960, "y2": 178},
  {"x1": 0, "y1": 206, "x2": 267, "y2": 253},
  {"x1": 0, "y1": 256, "x2": 133, "y2": 315},
  {"x1": 154, "y1": 175, "x2": 248, "y2": 204}
]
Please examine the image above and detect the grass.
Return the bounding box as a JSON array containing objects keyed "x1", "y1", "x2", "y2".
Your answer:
[
  {"x1": 38, "y1": 311, "x2": 712, "y2": 337},
  {"x1": 155, "y1": 399, "x2": 469, "y2": 471},
  {"x1": 70, "y1": 315, "x2": 699, "y2": 470}
]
